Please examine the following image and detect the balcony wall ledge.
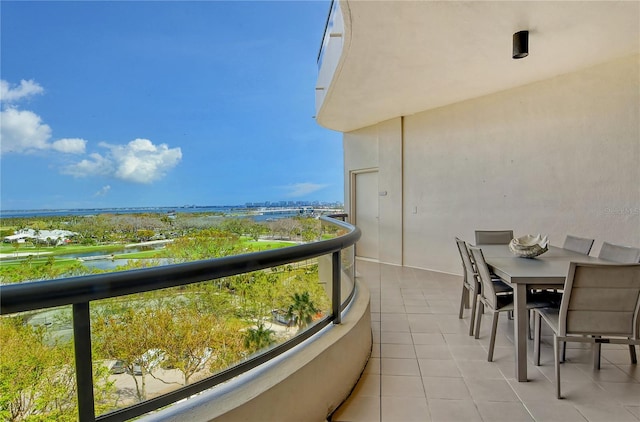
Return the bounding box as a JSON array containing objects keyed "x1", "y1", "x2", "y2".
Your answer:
[{"x1": 142, "y1": 279, "x2": 372, "y2": 422}]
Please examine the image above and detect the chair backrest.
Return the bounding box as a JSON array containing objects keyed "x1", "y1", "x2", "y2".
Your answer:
[
  {"x1": 562, "y1": 235, "x2": 595, "y2": 255},
  {"x1": 455, "y1": 237, "x2": 475, "y2": 282},
  {"x1": 474, "y1": 230, "x2": 514, "y2": 245},
  {"x1": 558, "y1": 263, "x2": 640, "y2": 338},
  {"x1": 468, "y1": 246, "x2": 499, "y2": 309},
  {"x1": 598, "y1": 242, "x2": 640, "y2": 263}
]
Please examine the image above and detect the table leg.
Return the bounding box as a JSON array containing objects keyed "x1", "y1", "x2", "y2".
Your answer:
[{"x1": 513, "y1": 284, "x2": 528, "y2": 382}]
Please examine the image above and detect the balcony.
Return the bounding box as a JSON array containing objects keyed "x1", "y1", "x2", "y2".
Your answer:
[
  {"x1": 331, "y1": 261, "x2": 640, "y2": 422},
  {"x1": 3, "y1": 216, "x2": 639, "y2": 422},
  {"x1": 1, "y1": 216, "x2": 373, "y2": 422},
  {"x1": 316, "y1": 0, "x2": 640, "y2": 414},
  {"x1": 314, "y1": 0, "x2": 639, "y2": 277},
  {"x1": 315, "y1": 0, "x2": 343, "y2": 118}
]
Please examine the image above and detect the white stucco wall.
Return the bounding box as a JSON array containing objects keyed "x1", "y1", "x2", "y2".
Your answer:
[
  {"x1": 344, "y1": 54, "x2": 640, "y2": 274},
  {"x1": 377, "y1": 118, "x2": 403, "y2": 265},
  {"x1": 344, "y1": 118, "x2": 403, "y2": 265},
  {"x1": 343, "y1": 123, "x2": 378, "y2": 221}
]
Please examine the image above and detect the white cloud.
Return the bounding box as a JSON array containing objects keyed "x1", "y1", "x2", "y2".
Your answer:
[
  {"x1": 283, "y1": 182, "x2": 328, "y2": 197},
  {"x1": 106, "y1": 139, "x2": 182, "y2": 184},
  {"x1": 62, "y1": 153, "x2": 114, "y2": 178},
  {"x1": 0, "y1": 79, "x2": 44, "y2": 103},
  {"x1": 51, "y1": 138, "x2": 87, "y2": 154},
  {"x1": 0, "y1": 80, "x2": 87, "y2": 156},
  {"x1": 63, "y1": 139, "x2": 182, "y2": 184},
  {"x1": 0, "y1": 107, "x2": 52, "y2": 153},
  {"x1": 1, "y1": 79, "x2": 181, "y2": 183},
  {"x1": 94, "y1": 185, "x2": 111, "y2": 197}
]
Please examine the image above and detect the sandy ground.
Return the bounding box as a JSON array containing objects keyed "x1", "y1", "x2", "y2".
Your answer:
[
  {"x1": 105, "y1": 321, "x2": 294, "y2": 409},
  {"x1": 108, "y1": 367, "x2": 200, "y2": 406}
]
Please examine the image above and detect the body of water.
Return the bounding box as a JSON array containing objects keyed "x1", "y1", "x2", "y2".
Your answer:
[
  {"x1": 61, "y1": 245, "x2": 164, "y2": 259},
  {"x1": 0, "y1": 206, "x2": 333, "y2": 221},
  {"x1": 83, "y1": 258, "x2": 172, "y2": 270},
  {"x1": 1, "y1": 206, "x2": 239, "y2": 219}
]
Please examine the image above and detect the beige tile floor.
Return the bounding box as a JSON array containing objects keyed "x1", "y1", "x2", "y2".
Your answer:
[{"x1": 331, "y1": 260, "x2": 640, "y2": 422}]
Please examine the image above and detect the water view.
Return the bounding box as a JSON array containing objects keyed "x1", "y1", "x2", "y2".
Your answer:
[{"x1": 1, "y1": 209, "x2": 350, "y2": 420}]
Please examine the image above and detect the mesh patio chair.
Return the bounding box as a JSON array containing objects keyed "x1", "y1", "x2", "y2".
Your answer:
[
  {"x1": 533, "y1": 263, "x2": 640, "y2": 398},
  {"x1": 474, "y1": 230, "x2": 514, "y2": 245},
  {"x1": 595, "y1": 241, "x2": 640, "y2": 363},
  {"x1": 562, "y1": 235, "x2": 595, "y2": 255},
  {"x1": 455, "y1": 238, "x2": 511, "y2": 336},
  {"x1": 468, "y1": 246, "x2": 551, "y2": 361},
  {"x1": 473, "y1": 230, "x2": 516, "y2": 320},
  {"x1": 598, "y1": 241, "x2": 640, "y2": 263},
  {"x1": 553, "y1": 235, "x2": 595, "y2": 358}
]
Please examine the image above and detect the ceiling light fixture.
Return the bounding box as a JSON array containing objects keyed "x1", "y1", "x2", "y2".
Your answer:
[{"x1": 513, "y1": 30, "x2": 529, "y2": 59}]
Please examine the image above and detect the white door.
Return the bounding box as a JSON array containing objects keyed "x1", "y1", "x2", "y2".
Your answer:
[{"x1": 354, "y1": 171, "x2": 379, "y2": 260}]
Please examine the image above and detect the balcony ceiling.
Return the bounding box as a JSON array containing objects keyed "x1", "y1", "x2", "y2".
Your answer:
[{"x1": 316, "y1": 1, "x2": 640, "y2": 132}]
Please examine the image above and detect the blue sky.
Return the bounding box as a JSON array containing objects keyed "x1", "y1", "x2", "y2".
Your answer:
[{"x1": 0, "y1": 1, "x2": 342, "y2": 210}]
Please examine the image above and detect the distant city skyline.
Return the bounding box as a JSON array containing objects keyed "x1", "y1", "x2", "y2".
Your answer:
[
  {"x1": 0, "y1": 1, "x2": 342, "y2": 211},
  {"x1": 0, "y1": 199, "x2": 344, "y2": 219},
  {"x1": 0, "y1": 199, "x2": 344, "y2": 212}
]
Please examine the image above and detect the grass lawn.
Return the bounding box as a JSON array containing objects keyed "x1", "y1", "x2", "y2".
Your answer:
[
  {"x1": 0, "y1": 238, "x2": 299, "y2": 281},
  {"x1": 1, "y1": 239, "x2": 296, "y2": 258},
  {"x1": 112, "y1": 239, "x2": 296, "y2": 259},
  {"x1": 1, "y1": 243, "x2": 126, "y2": 257},
  {"x1": 0, "y1": 257, "x2": 81, "y2": 268},
  {"x1": 244, "y1": 239, "x2": 297, "y2": 250}
]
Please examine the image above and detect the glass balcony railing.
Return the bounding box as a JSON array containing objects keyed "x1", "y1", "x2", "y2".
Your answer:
[
  {"x1": 0, "y1": 215, "x2": 360, "y2": 422},
  {"x1": 317, "y1": 0, "x2": 338, "y2": 69}
]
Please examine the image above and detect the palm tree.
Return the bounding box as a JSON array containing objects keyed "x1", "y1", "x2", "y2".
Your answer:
[
  {"x1": 244, "y1": 322, "x2": 275, "y2": 351},
  {"x1": 286, "y1": 292, "x2": 319, "y2": 330}
]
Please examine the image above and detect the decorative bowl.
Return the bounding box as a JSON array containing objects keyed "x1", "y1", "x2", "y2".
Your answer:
[{"x1": 509, "y1": 234, "x2": 549, "y2": 258}]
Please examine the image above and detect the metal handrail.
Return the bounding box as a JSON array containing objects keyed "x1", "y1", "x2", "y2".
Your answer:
[
  {"x1": 327, "y1": 212, "x2": 348, "y2": 221},
  {"x1": 0, "y1": 215, "x2": 360, "y2": 421}
]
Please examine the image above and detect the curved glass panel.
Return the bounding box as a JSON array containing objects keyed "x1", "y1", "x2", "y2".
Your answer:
[{"x1": 1, "y1": 216, "x2": 359, "y2": 421}]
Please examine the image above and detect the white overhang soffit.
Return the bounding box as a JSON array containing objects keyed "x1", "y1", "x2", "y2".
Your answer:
[{"x1": 316, "y1": 0, "x2": 640, "y2": 133}]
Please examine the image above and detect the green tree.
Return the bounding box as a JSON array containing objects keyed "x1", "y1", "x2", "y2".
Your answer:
[
  {"x1": 247, "y1": 223, "x2": 267, "y2": 241},
  {"x1": 0, "y1": 317, "x2": 115, "y2": 421},
  {"x1": 243, "y1": 272, "x2": 278, "y2": 319},
  {"x1": 92, "y1": 308, "x2": 162, "y2": 402},
  {"x1": 163, "y1": 228, "x2": 241, "y2": 262},
  {"x1": 136, "y1": 229, "x2": 155, "y2": 242},
  {"x1": 206, "y1": 319, "x2": 247, "y2": 373},
  {"x1": 152, "y1": 307, "x2": 218, "y2": 385},
  {"x1": 244, "y1": 322, "x2": 275, "y2": 352},
  {"x1": 298, "y1": 217, "x2": 321, "y2": 242},
  {"x1": 191, "y1": 282, "x2": 237, "y2": 317},
  {"x1": 0, "y1": 318, "x2": 59, "y2": 421},
  {"x1": 220, "y1": 218, "x2": 246, "y2": 237},
  {"x1": 11, "y1": 241, "x2": 20, "y2": 258},
  {"x1": 286, "y1": 292, "x2": 319, "y2": 330}
]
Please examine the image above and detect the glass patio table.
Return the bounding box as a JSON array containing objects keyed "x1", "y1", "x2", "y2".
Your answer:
[{"x1": 477, "y1": 244, "x2": 606, "y2": 382}]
